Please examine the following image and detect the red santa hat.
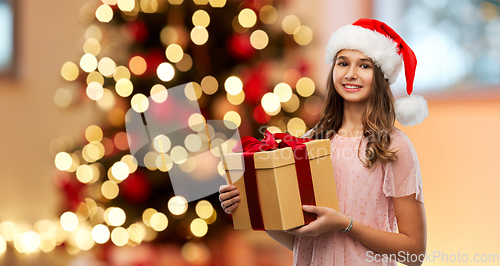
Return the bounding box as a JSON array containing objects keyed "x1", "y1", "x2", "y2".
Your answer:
[{"x1": 325, "y1": 18, "x2": 428, "y2": 126}]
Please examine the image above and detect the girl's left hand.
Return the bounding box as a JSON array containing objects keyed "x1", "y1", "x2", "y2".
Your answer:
[{"x1": 285, "y1": 205, "x2": 350, "y2": 237}]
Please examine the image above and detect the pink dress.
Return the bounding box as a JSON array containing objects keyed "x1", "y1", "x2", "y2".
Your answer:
[{"x1": 293, "y1": 128, "x2": 424, "y2": 266}]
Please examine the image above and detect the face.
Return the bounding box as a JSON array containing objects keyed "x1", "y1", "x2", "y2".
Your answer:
[{"x1": 332, "y1": 49, "x2": 374, "y2": 105}]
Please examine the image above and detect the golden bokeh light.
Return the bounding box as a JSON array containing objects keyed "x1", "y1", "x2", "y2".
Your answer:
[
  {"x1": 85, "y1": 125, "x2": 103, "y2": 143},
  {"x1": 111, "y1": 161, "x2": 130, "y2": 181},
  {"x1": 209, "y1": 0, "x2": 226, "y2": 8},
  {"x1": 190, "y1": 218, "x2": 208, "y2": 237},
  {"x1": 121, "y1": 154, "x2": 138, "y2": 173},
  {"x1": 156, "y1": 153, "x2": 173, "y2": 172},
  {"x1": 85, "y1": 25, "x2": 103, "y2": 42},
  {"x1": 185, "y1": 82, "x2": 202, "y2": 101},
  {"x1": 142, "y1": 208, "x2": 157, "y2": 227},
  {"x1": 79, "y1": 2, "x2": 96, "y2": 23},
  {"x1": 39, "y1": 232, "x2": 56, "y2": 253},
  {"x1": 223, "y1": 111, "x2": 241, "y2": 129},
  {"x1": 157, "y1": 62, "x2": 175, "y2": 82},
  {"x1": 76, "y1": 165, "x2": 94, "y2": 184},
  {"x1": 153, "y1": 135, "x2": 171, "y2": 153},
  {"x1": 102, "y1": 0, "x2": 118, "y2": 5},
  {"x1": 55, "y1": 152, "x2": 72, "y2": 171},
  {"x1": 54, "y1": 87, "x2": 73, "y2": 108},
  {"x1": 166, "y1": 44, "x2": 184, "y2": 63},
  {"x1": 259, "y1": 5, "x2": 277, "y2": 24},
  {"x1": 224, "y1": 76, "x2": 243, "y2": 95},
  {"x1": 281, "y1": 93, "x2": 300, "y2": 113},
  {"x1": 22, "y1": 231, "x2": 41, "y2": 252},
  {"x1": 296, "y1": 77, "x2": 315, "y2": 97},
  {"x1": 201, "y1": 76, "x2": 218, "y2": 95},
  {"x1": 97, "y1": 88, "x2": 115, "y2": 111},
  {"x1": 168, "y1": 196, "x2": 188, "y2": 215},
  {"x1": 287, "y1": 117, "x2": 306, "y2": 137},
  {"x1": 181, "y1": 242, "x2": 210, "y2": 264},
  {"x1": 195, "y1": 200, "x2": 213, "y2": 219},
  {"x1": 86, "y1": 82, "x2": 104, "y2": 101},
  {"x1": 261, "y1": 92, "x2": 281, "y2": 116},
  {"x1": 61, "y1": 62, "x2": 79, "y2": 81},
  {"x1": 171, "y1": 146, "x2": 188, "y2": 164},
  {"x1": 185, "y1": 134, "x2": 202, "y2": 152},
  {"x1": 188, "y1": 113, "x2": 206, "y2": 132},
  {"x1": 117, "y1": 0, "x2": 135, "y2": 11},
  {"x1": 238, "y1": 8, "x2": 257, "y2": 28},
  {"x1": 92, "y1": 224, "x2": 110, "y2": 244},
  {"x1": 282, "y1": 15, "x2": 301, "y2": 34},
  {"x1": 83, "y1": 38, "x2": 101, "y2": 56},
  {"x1": 113, "y1": 66, "x2": 131, "y2": 82},
  {"x1": 96, "y1": 4, "x2": 113, "y2": 23},
  {"x1": 129, "y1": 56, "x2": 147, "y2": 76},
  {"x1": 293, "y1": 25, "x2": 313, "y2": 45},
  {"x1": 111, "y1": 227, "x2": 129, "y2": 246},
  {"x1": 131, "y1": 93, "x2": 149, "y2": 113},
  {"x1": 60, "y1": 212, "x2": 78, "y2": 232},
  {"x1": 80, "y1": 53, "x2": 98, "y2": 73},
  {"x1": 140, "y1": 0, "x2": 158, "y2": 13},
  {"x1": 304, "y1": 95, "x2": 322, "y2": 116},
  {"x1": 190, "y1": 26, "x2": 209, "y2": 45},
  {"x1": 176, "y1": 53, "x2": 193, "y2": 72},
  {"x1": 227, "y1": 90, "x2": 245, "y2": 105},
  {"x1": 150, "y1": 213, "x2": 168, "y2": 231},
  {"x1": 192, "y1": 10, "x2": 210, "y2": 28},
  {"x1": 168, "y1": 0, "x2": 183, "y2": 4},
  {"x1": 160, "y1": 26, "x2": 178, "y2": 46},
  {"x1": 151, "y1": 84, "x2": 168, "y2": 103},
  {"x1": 87, "y1": 71, "x2": 104, "y2": 85},
  {"x1": 75, "y1": 230, "x2": 94, "y2": 251},
  {"x1": 0, "y1": 221, "x2": 18, "y2": 241},
  {"x1": 116, "y1": 78, "x2": 134, "y2": 97},
  {"x1": 82, "y1": 142, "x2": 104, "y2": 162},
  {"x1": 283, "y1": 69, "x2": 301, "y2": 86},
  {"x1": 266, "y1": 126, "x2": 282, "y2": 134},
  {"x1": 273, "y1": 82, "x2": 292, "y2": 102},
  {"x1": 127, "y1": 223, "x2": 146, "y2": 243},
  {"x1": 143, "y1": 151, "x2": 159, "y2": 170},
  {"x1": 232, "y1": 16, "x2": 247, "y2": 34},
  {"x1": 107, "y1": 207, "x2": 126, "y2": 227},
  {"x1": 250, "y1": 30, "x2": 269, "y2": 50},
  {"x1": 101, "y1": 181, "x2": 119, "y2": 200}
]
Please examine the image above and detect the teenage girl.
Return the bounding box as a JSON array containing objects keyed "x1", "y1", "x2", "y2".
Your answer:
[{"x1": 219, "y1": 18, "x2": 428, "y2": 266}]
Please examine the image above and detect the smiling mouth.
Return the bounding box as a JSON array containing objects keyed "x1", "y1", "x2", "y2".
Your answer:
[{"x1": 343, "y1": 84, "x2": 362, "y2": 91}]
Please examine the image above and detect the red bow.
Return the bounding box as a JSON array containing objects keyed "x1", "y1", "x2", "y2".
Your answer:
[{"x1": 233, "y1": 130, "x2": 313, "y2": 153}]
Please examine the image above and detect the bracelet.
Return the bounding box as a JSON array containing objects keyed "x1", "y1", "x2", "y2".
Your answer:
[{"x1": 341, "y1": 216, "x2": 353, "y2": 233}]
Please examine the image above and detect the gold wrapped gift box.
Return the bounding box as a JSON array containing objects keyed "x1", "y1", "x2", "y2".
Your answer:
[{"x1": 222, "y1": 139, "x2": 339, "y2": 230}]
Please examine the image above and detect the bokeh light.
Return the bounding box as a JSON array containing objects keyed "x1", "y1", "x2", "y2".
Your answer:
[
  {"x1": 101, "y1": 181, "x2": 119, "y2": 199},
  {"x1": 96, "y1": 4, "x2": 113, "y2": 23},
  {"x1": 55, "y1": 152, "x2": 72, "y2": 171},
  {"x1": 117, "y1": 0, "x2": 135, "y2": 11},
  {"x1": 86, "y1": 125, "x2": 103, "y2": 143},
  {"x1": 153, "y1": 135, "x2": 171, "y2": 153},
  {"x1": 282, "y1": 15, "x2": 301, "y2": 34},
  {"x1": 192, "y1": 10, "x2": 210, "y2": 27},
  {"x1": 195, "y1": 200, "x2": 213, "y2": 219},
  {"x1": 87, "y1": 71, "x2": 104, "y2": 85},
  {"x1": 185, "y1": 82, "x2": 202, "y2": 101},
  {"x1": 209, "y1": 0, "x2": 226, "y2": 8},
  {"x1": 250, "y1": 30, "x2": 269, "y2": 50},
  {"x1": 281, "y1": 93, "x2": 300, "y2": 113},
  {"x1": 142, "y1": 208, "x2": 157, "y2": 227},
  {"x1": 168, "y1": 196, "x2": 188, "y2": 215},
  {"x1": 223, "y1": 111, "x2": 241, "y2": 129},
  {"x1": 92, "y1": 224, "x2": 110, "y2": 244},
  {"x1": 273, "y1": 83, "x2": 293, "y2": 102},
  {"x1": 201, "y1": 76, "x2": 218, "y2": 95},
  {"x1": 61, "y1": 62, "x2": 79, "y2": 81},
  {"x1": 111, "y1": 227, "x2": 129, "y2": 246},
  {"x1": 75, "y1": 229, "x2": 94, "y2": 251},
  {"x1": 111, "y1": 161, "x2": 130, "y2": 181},
  {"x1": 107, "y1": 207, "x2": 126, "y2": 227},
  {"x1": 224, "y1": 76, "x2": 243, "y2": 95},
  {"x1": 86, "y1": 82, "x2": 104, "y2": 100},
  {"x1": 157, "y1": 62, "x2": 175, "y2": 81},
  {"x1": 22, "y1": 231, "x2": 41, "y2": 252},
  {"x1": 83, "y1": 38, "x2": 101, "y2": 56},
  {"x1": 80, "y1": 53, "x2": 98, "y2": 73},
  {"x1": 287, "y1": 117, "x2": 306, "y2": 137},
  {"x1": 76, "y1": 165, "x2": 94, "y2": 184},
  {"x1": 261, "y1": 92, "x2": 281, "y2": 116},
  {"x1": 190, "y1": 26, "x2": 209, "y2": 45},
  {"x1": 113, "y1": 66, "x2": 131, "y2": 82},
  {"x1": 121, "y1": 154, "x2": 138, "y2": 173},
  {"x1": 304, "y1": 95, "x2": 323, "y2": 116},
  {"x1": 176, "y1": 53, "x2": 193, "y2": 72},
  {"x1": 227, "y1": 90, "x2": 245, "y2": 105},
  {"x1": 151, "y1": 84, "x2": 168, "y2": 103},
  {"x1": 129, "y1": 56, "x2": 147, "y2": 75},
  {"x1": 150, "y1": 213, "x2": 168, "y2": 231},
  {"x1": 238, "y1": 8, "x2": 257, "y2": 28},
  {"x1": 296, "y1": 77, "x2": 315, "y2": 97},
  {"x1": 171, "y1": 146, "x2": 188, "y2": 164},
  {"x1": 190, "y1": 218, "x2": 208, "y2": 237},
  {"x1": 116, "y1": 78, "x2": 134, "y2": 97},
  {"x1": 166, "y1": 44, "x2": 184, "y2": 63},
  {"x1": 60, "y1": 212, "x2": 78, "y2": 232},
  {"x1": 131, "y1": 93, "x2": 149, "y2": 113},
  {"x1": 293, "y1": 25, "x2": 313, "y2": 45},
  {"x1": 259, "y1": 5, "x2": 277, "y2": 24}
]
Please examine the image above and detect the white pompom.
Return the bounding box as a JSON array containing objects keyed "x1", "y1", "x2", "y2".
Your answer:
[{"x1": 394, "y1": 95, "x2": 428, "y2": 126}]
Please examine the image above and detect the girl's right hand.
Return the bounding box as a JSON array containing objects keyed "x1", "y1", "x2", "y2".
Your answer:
[{"x1": 219, "y1": 180, "x2": 240, "y2": 214}]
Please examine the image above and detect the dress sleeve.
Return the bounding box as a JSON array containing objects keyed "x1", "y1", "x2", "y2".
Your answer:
[{"x1": 383, "y1": 132, "x2": 424, "y2": 204}]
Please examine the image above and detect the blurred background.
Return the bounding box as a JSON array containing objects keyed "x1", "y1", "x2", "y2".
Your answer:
[{"x1": 0, "y1": 0, "x2": 499, "y2": 265}]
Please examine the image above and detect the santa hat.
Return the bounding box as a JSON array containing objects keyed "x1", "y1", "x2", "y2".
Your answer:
[{"x1": 325, "y1": 18, "x2": 428, "y2": 126}]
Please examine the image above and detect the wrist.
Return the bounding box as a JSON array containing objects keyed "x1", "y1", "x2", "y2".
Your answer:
[{"x1": 340, "y1": 215, "x2": 353, "y2": 233}]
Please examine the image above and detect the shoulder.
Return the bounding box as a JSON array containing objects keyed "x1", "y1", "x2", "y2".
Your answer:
[{"x1": 388, "y1": 128, "x2": 416, "y2": 153}]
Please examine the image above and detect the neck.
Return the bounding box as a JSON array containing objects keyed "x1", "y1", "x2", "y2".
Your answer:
[{"x1": 339, "y1": 100, "x2": 365, "y2": 136}]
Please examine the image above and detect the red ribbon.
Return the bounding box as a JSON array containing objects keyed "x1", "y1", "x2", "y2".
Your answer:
[{"x1": 232, "y1": 130, "x2": 317, "y2": 230}]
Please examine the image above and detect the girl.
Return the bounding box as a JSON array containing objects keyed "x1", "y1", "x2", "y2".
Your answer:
[{"x1": 219, "y1": 18, "x2": 428, "y2": 266}]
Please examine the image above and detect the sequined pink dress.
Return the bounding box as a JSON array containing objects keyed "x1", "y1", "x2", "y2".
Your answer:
[{"x1": 293, "y1": 128, "x2": 424, "y2": 266}]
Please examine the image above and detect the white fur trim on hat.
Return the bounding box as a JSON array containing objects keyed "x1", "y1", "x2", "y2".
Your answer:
[
  {"x1": 325, "y1": 25, "x2": 403, "y2": 84},
  {"x1": 394, "y1": 95, "x2": 428, "y2": 126}
]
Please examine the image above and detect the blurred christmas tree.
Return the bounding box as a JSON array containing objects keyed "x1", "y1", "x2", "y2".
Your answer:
[{"x1": 52, "y1": 0, "x2": 322, "y2": 263}]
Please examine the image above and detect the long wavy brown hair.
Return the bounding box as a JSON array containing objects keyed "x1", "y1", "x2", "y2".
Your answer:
[{"x1": 308, "y1": 53, "x2": 398, "y2": 168}]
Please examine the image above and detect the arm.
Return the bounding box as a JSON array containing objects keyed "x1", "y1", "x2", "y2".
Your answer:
[
  {"x1": 345, "y1": 194, "x2": 427, "y2": 266},
  {"x1": 265, "y1": 231, "x2": 295, "y2": 251}
]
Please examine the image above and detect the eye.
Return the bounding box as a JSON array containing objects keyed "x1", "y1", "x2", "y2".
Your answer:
[
  {"x1": 337, "y1": 62, "x2": 348, "y2": 67},
  {"x1": 361, "y1": 64, "x2": 371, "y2": 69}
]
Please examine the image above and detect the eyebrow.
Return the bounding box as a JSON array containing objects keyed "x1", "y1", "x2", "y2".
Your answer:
[{"x1": 337, "y1": 56, "x2": 373, "y2": 63}]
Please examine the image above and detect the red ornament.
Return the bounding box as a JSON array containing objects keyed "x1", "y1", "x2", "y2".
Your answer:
[
  {"x1": 126, "y1": 20, "x2": 149, "y2": 43},
  {"x1": 144, "y1": 48, "x2": 165, "y2": 76},
  {"x1": 253, "y1": 105, "x2": 270, "y2": 124},
  {"x1": 241, "y1": 63, "x2": 269, "y2": 105},
  {"x1": 120, "y1": 170, "x2": 151, "y2": 203},
  {"x1": 227, "y1": 33, "x2": 256, "y2": 61}
]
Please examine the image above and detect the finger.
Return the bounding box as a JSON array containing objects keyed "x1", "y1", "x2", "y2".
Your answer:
[
  {"x1": 221, "y1": 195, "x2": 241, "y2": 209},
  {"x1": 219, "y1": 190, "x2": 240, "y2": 202},
  {"x1": 224, "y1": 202, "x2": 239, "y2": 214},
  {"x1": 219, "y1": 184, "x2": 236, "y2": 193},
  {"x1": 302, "y1": 205, "x2": 319, "y2": 214}
]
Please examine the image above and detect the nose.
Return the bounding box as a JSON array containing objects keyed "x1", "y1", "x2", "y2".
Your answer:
[{"x1": 345, "y1": 65, "x2": 357, "y2": 80}]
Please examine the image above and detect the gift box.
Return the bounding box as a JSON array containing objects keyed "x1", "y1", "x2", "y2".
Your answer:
[{"x1": 221, "y1": 131, "x2": 339, "y2": 231}]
